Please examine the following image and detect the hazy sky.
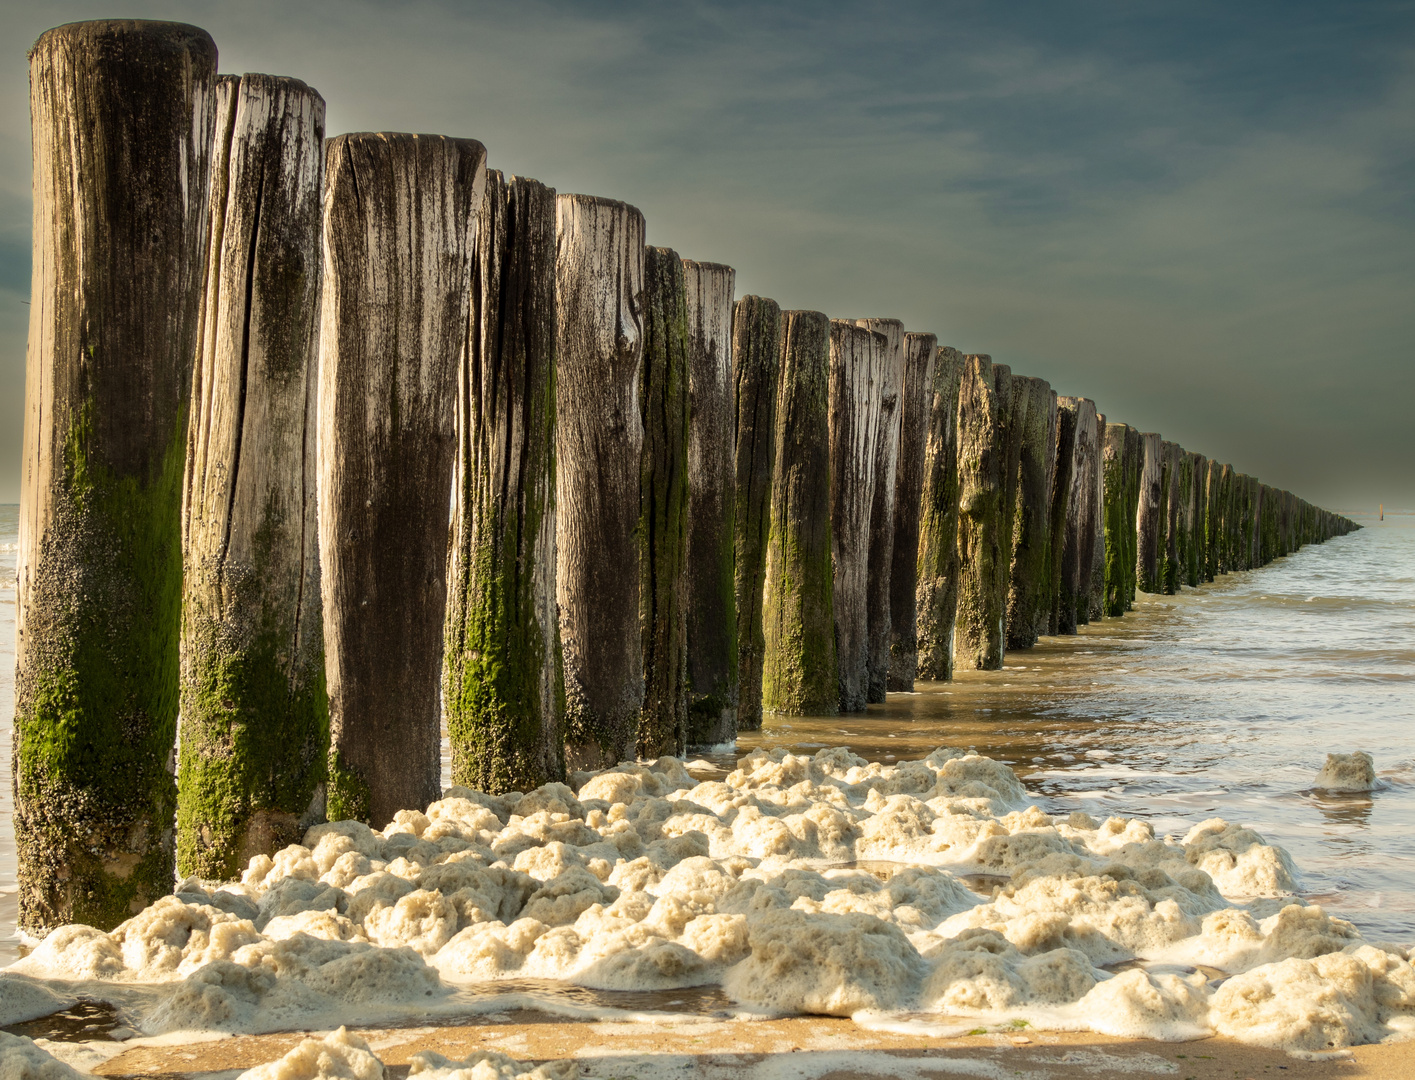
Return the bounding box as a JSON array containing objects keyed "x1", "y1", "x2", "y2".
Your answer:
[{"x1": 1, "y1": 0, "x2": 1411, "y2": 509}]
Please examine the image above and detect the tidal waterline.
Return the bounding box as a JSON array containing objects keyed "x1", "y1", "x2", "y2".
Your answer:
[{"x1": 1, "y1": 506, "x2": 1410, "y2": 965}]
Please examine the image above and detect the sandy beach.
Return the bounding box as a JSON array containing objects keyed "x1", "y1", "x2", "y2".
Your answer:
[{"x1": 75, "y1": 1013, "x2": 1415, "y2": 1080}]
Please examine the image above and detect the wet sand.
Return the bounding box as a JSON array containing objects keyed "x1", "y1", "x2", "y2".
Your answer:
[{"x1": 84, "y1": 1012, "x2": 1414, "y2": 1079}]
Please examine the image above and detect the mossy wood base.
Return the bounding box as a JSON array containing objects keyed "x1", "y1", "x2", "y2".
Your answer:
[
  {"x1": 18, "y1": 20, "x2": 217, "y2": 931},
  {"x1": 445, "y1": 171, "x2": 564, "y2": 796},
  {"x1": 179, "y1": 74, "x2": 328, "y2": 880},
  {"x1": 319, "y1": 133, "x2": 485, "y2": 829}
]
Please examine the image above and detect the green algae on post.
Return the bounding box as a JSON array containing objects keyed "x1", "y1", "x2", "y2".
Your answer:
[
  {"x1": 554, "y1": 195, "x2": 647, "y2": 768},
  {"x1": 731, "y1": 297, "x2": 783, "y2": 731},
  {"x1": 319, "y1": 133, "x2": 485, "y2": 829},
  {"x1": 915, "y1": 347, "x2": 964, "y2": 681},
  {"x1": 683, "y1": 261, "x2": 740, "y2": 748},
  {"x1": 17, "y1": 20, "x2": 216, "y2": 931},
  {"x1": 762, "y1": 311, "x2": 838, "y2": 715},
  {"x1": 179, "y1": 74, "x2": 328, "y2": 879},
  {"x1": 444, "y1": 172, "x2": 564, "y2": 797},
  {"x1": 1006, "y1": 377, "x2": 1054, "y2": 649},
  {"x1": 639, "y1": 247, "x2": 692, "y2": 758},
  {"x1": 1101, "y1": 422, "x2": 1130, "y2": 616}
]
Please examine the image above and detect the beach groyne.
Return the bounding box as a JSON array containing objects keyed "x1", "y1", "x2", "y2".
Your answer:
[{"x1": 11, "y1": 17, "x2": 1359, "y2": 929}]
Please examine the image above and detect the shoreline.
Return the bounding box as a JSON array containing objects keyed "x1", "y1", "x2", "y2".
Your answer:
[{"x1": 78, "y1": 1012, "x2": 1415, "y2": 1079}]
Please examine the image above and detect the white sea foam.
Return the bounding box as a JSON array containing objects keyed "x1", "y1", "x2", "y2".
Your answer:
[
  {"x1": 7, "y1": 747, "x2": 1415, "y2": 1050},
  {"x1": 1316, "y1": 752, "x2": 1377, "y2": 792}
]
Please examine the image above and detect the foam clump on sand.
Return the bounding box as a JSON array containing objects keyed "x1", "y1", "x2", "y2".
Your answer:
[
  {"x1": 233, "y1": 1029, "x2": 578, "y2": 1080},
  {"x1": 8, "y1": 746, "x2": 1414, "y2": 1051},
  {"x1": 1316, "y1": 752, "x2": 1377, "y2": 792},
  {"x1": 0, "y1": 1032, "x2": 86, "y2": 1080},
  {"x1": 411, "y1": 1048, "x2": 577, "y2": 1080}
]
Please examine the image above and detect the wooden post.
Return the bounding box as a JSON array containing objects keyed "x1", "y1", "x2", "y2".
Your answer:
[
  {"x1": 828, "y1": 321, "x2": 884, "y2": 712},
  {"x1": 444, "y1": 171, "x2": 563, "y2": 796},
  {"x1": 180, "y1": 74, "x2": 327, "y2": 880},
  {"x1": 731, "y1": 296, "x2": 782, "y2": 731},
  {"x1": 1088, "y1": 413, "x2": 1108, "y2": 622},
  {"x1": 995, "y1": 366, "x2": 1023, "y2": 636},
  {"x1": 1135, "y1": 433, "x2": 1164, "y2": 594},
  {"x1": 1159, "y1": 441, "x2": 1181, "y2": 594},
  {"x1": 555, "y1": 195, "x2": 646, "y2": 767},
  {"x1": 639, "y1": 247, "x2": 692, "y2": 758},
  {"x1": 915, "y1": 347, "x2": 963, "y2": 680},
  {"x1": 1204, "y1": 459, "x2": 1222, "y2": 580},
  {"x1": 18, "y1": 21, "x2": 216, "y2": 932},
  {"x1": 1052, "y1": 397, "x2": 1082, "y2": 633},
  {"x1": 1122, "y1": 426, "x2": 1144, "y2": 608},
  {"x1": 1187, "y1": 453, "x2": 1208, "y2": 587},
  {"x1": 853, "y1": 319, "x2": 905, "y2": 703},
  {"x1": 1006, "y1": 377, "x2": 1053, "y2": 649},
  {"x1": 888, "y1": 332, "x2": 937, "y2": 689},
  {"x1": 682, "y1": 261, "x2": 739, "y2": 748},
  {"x1": 1043, "y1": 391, "x2": 1071, "y2": 636},
  {"x1": 954, "y1": 355, "x2": 1008, "y2": 671},
  {"x1": 762, "y1": 311, "x2": 837, "y2": 715},
  {"x1": 1101, "y1": 423, "x2": 1130, "y2": 616},
  {"x1": 320, "y1": 133, "x2": 485, "y2": 828}
]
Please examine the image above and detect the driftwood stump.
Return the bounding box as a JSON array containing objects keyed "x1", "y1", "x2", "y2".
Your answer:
[
  {"x1": 639, "y1": 247, "x2": 691, "y2": 759},
  {"x1": 731, "y1": 296, "x2": 782, "y2": 731},
  {"x1": 762, "y1": 311, "x2": 837, "y2": 715},
  {"x1": 1135, "y1": 432, "x2": 1164, "y2": 594},
  {"x1": 17, "y1": 20, "x2": 216, "y2": 931},
  {"x1": 1006, "y1": 376, "x2": 1053, "y2": 649},
  {"x1": 853, "y1": 318, "x2": 904, "y2": 703},
  {"x1": 555, "y1": 195, "x2": 646, "y2": 768},
  {"x1": 1047, "y1": 396, "x2": 1078, "y2": 635},
  {"x1": 683, "y1": 260, "x2": 739, "y2": 748},
  {"x1": 180, "y1": 74, "x2": 327, "y2": 879},
  {"x1": 888, "y1": 332, "x2": 937, "y2": 690},
  {"x1": 319, "y1": 132, "x2": 485, "y2": 829},
  {"x1": 954, "y1": 355, "x2": 1007, "y2": 671},
  {"x1": 1088, "y1": 414, "x2": 1108, "y2": 621},
  {"x1": 915, "y1": 347, "x2": 964, "y2": 681},
  {"x1": 444, "y1": 171, "x2": 563, "y2": 796},
  {"x1": 828, "y1": 321, "x2": 885, "y2": 712}
]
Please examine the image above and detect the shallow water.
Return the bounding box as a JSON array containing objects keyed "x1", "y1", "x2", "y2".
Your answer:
[{"x1": 0, "y1": 504, "x2": 1411, "y2": 973}]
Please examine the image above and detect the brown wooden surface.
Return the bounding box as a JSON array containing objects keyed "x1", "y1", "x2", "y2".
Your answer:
[
  {"x1": 914, "y1": 346, "x2": 964, "y2": 681},
  {"x1": 887, "y1": 331, "x2": 937, "y2": 690}
]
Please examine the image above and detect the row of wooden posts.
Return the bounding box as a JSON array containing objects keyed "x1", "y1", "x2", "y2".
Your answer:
[{"x1": 13, "y1": 22, "x2": 1358, "y2": 934}]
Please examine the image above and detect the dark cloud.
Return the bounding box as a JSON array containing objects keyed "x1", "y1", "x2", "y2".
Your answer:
[{"x1": 0, "y1": 0, "x2": 1411, "y2": 507}]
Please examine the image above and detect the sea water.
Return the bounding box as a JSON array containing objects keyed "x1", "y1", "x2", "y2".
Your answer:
[{"x1": 1, "y1": 505, "x2": 1412, "y2": 1041}]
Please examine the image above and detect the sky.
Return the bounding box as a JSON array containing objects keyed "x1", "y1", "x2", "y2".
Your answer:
[{"x1": 0, "y1": 0, "x2": 1411, "y2": 510}]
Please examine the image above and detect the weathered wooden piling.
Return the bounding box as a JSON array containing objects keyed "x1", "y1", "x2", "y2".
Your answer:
[
  {"x1": 829, "y1": 321, "x2": 885, "y2": 712},
  {"x1": 683, "y1": 261, "x2": 739, "y2": 747},
  {"x1": 17, "y1": 21, "x2": 216, "y2": 931},
  {"x1": 995, "y1": 366, "x2": 1023, "y2": 633},
  {"x1": 1122, "y1": 426, "x2": 1145, "y2": 607},
  {"x1": 1053, "y1": 398, "x2": 1083, "y2": 633},
  {"x1": 1187, "y1": 452, "x2": 1208, "y2": 587},
  {"x1": 639, "y1": 247, "x2": 692, "y2": 758},
  {"x1": 1159, "y1": 441, "x2": 1181, "y2": 594},
  {"x1": 444, "y1": 171, "x2": 563, "y2": 796},
  {"x1": 762, "y1": 311, "x2": 837, "y2": 715},
  {"x1": 915, "y1": 347, "x2": 964, "y2": 681},
  {"x1": 179, "y1": 74, "x2": 326, "y2": 879},
  {"x1": 731, "y1": 296, "x2": 782, "y2": 730},
  {"x1": 1101, "y1": 423, "x2": 1131, "y2": 616},
  {"x1": 888, "y1": 332, "x2": 938, "y2": 689},
  {"x1": 1204, "y1": 459, "x2": 1222, "y2": 580},
  {"x1": 555, "y1": 195, "x2": 646, "y2": 767},
  {"x1": 1006, "y1": 377, "x2": 1054, "y2": 649},
  {"x1": 853, "y1": 319, "x2": 905, "y2": 703},
  {"x1": 1088, "y1": 414, "x2": 1108, "y2": 621},
  {"x1": 1135, "y1": 433, "x2": 1164, "y2": 594},
  {"x1": 320, "y1": 132, "x2": 485, "y2": 828},
  {"x1": 954, "y1": 355, "x2": 1008, "y2": 671}
]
